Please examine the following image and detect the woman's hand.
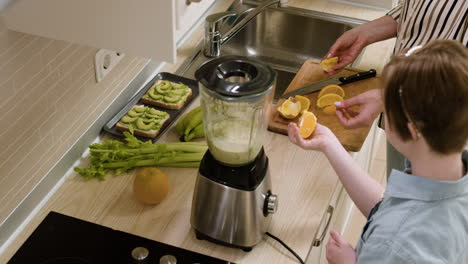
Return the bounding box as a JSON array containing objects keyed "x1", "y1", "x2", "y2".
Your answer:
[
  {"x1": 325, "y1": 28, "x2": 370, "y2": 75},
  {"x1": 287, "y1": 122, "x2": 340, "y2": 153},
  {"x1": 326, "y1": 230, "x2": 357, "y2": 264},
  {"x1": 335, "y1": 89, "x2": 384, "y2": 129},
  {"x1": 324, "y1": 15, "x2": 398, "y2": 75}
]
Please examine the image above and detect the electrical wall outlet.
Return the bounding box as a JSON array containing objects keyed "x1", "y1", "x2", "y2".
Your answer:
[{"x1": 94, "y1": 49, "x2": 125, "y2": 83}]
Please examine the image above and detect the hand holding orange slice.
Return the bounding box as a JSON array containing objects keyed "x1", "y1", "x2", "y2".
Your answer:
[
  {"x1": 298, "y1": 111, "x2": 317, "y2": 138},
  {"x1": 320, "y1": 57, "x2": 339, "y2": 72}
]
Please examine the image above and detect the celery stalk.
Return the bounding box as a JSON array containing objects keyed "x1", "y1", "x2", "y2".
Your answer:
[{"x1": 74, "y1": 132, "x2": 207, "y2": 180}]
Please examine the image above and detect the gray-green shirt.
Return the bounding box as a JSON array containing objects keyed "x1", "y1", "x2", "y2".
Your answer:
[{"x1": 355, "y1": 150, "x2": 468, "y2": 263}]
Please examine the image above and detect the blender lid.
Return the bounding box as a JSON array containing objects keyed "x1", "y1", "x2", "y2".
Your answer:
[{"x1": 195, "y1": 55, "x2": 276, "y2": 97}]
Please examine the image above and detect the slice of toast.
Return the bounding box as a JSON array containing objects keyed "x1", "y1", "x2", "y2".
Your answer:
[
  {"x1": 141, "y1": 80, "x2": 192, "y2": 110},
  {"x1": 115, "y1": 105, "x2": 170, "y2": 139}
]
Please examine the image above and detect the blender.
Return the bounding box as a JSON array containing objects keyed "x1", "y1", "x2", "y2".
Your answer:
[{"x1": 191, "y1": 55, "x2": 279, "y2": 251}]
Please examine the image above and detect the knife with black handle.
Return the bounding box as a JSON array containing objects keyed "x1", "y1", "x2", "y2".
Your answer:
[{"x1": 280, "y1": 69, "x2": 376, "y2": 99}]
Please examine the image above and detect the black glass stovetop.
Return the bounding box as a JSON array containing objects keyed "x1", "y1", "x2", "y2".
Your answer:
[{"x1": 8, "y1": 211, "x2": 234, "y2": 264}]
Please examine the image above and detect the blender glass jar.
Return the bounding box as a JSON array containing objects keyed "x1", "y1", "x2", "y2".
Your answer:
[{"x1": 196, "y1": 56, "x2": 276, "y2": 166}]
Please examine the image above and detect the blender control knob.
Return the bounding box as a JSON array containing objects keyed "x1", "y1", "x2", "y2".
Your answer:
[
  {"x1": 160, "y1": 254, "x2": 177, "y2": 264},
  {"x1": 266, "y1": 194, "x2": 278, "y2": 214},
  {"x1": 131, "y1": 247, "x2": 149, "y2": 262}
]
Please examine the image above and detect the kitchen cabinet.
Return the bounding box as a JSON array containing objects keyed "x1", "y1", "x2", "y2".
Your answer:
[{"x1": 2, "y1": 0, "x2": 213, "y2": 63}]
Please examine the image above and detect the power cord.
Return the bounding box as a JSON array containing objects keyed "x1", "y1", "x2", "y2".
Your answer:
[{"x1": 265, "y1": 232, "x2": 305, "y2": 264}]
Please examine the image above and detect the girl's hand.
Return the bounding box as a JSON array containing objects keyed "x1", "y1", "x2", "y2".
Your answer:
[
  {"x1": 326, "y1": 230, "x2": 357, "y2": 264},
  {"x1": 287, "y1": 122, "x2": 340, "y2": 152},
  {"x1": 335, "y1": 89, "x2": 384, "y2": 129}
]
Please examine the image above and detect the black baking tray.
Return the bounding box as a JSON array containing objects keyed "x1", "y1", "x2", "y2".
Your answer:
[{"x1": 103, "y1": 72, "x2": 199, "y2": 142}]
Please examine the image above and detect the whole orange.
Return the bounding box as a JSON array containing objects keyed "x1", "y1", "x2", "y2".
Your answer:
[{"x1": 133, "y1": 167, "x2": 170, "y2": 205}]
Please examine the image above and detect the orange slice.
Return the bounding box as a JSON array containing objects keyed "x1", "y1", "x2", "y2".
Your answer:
[
  {"x1": 277, "y1": 98, "x2": 302, "y2": 119},
  {"x1": 318, "y1": 84, "x2": 345, "y2": 99},
  {"x1": 294, "y1": 95, "x2": 311, "y2": 112},
  {"x1": 298, "y1": 111, "x2": 317, "y2": 138},
  {"x1": 323, "y1": 105, "x2": 337, "y2": 115},
  {"x1": 320, "y1": 57, "x2": 339, "y2": 72},
  {"x1": 316, "y1": 94, "x2": 344, "y2": 108}
]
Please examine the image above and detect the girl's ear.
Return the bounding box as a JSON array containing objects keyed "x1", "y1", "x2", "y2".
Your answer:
[{"x1": 406, "y1": 122, "x2": 420, "y2": 141}]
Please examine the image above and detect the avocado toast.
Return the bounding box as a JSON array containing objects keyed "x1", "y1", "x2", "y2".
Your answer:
[
  {"x1": 115, "y1": 105, "x2": 170, "y2": 138},
  {"x1": 141, "y1": 80, "x2": 192, "y2": 110}
]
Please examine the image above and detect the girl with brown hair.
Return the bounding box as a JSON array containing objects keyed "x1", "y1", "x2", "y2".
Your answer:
[{"x1": 288, "y1": 39, "x2": 468, "y2": 263}]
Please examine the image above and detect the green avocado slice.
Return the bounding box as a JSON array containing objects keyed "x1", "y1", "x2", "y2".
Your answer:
[
  {"x1": 155, "y1": 81, "x2": 172, "y2": 94},
  {"x1": 172, "y1": 82, "x2": 186, "y2": 89},
  {"x1": 149, "y1": 88, "x2": 164, "y2": 100},
  {"x1": 127, "y1": 110, "x2": 144, "y2": 117},
  {"x1": 141, "y1": 117, "x2": 156, "y2": 123},
  {"x1": 136, "y1": 118, "x2": 155, "y2": 131},
  {"x1": 145, "y1": 113, "x2": 163, "y2": 119},
  {"x1": 152, "y1": 123, "x2": 162, "y2": 130},
  {"x1": 148, "y1": 108, "x2": 166, "y2": 115},
  {"x1": 134, "y1": 106, "x2": 146, "y2": 113},
  {"x1": 121, "y1": 115, "x2": 138, "y2": 124},
  {"x1": 164, "y1": 94, "x2": 182, "y2": 103}
]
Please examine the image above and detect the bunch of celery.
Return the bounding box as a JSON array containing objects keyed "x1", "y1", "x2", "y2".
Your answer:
[{"x1": 74, "y1": 131, "x2": 207, "y2": 180}]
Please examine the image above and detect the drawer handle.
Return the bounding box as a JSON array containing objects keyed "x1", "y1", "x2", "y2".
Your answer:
[{"x1": 313, "y1": 205, "x2": 334, "y2": 247}]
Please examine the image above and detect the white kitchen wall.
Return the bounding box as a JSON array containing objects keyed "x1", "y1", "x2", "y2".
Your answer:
[
  {"x1": 0, "y1": 16, "x2": 149, "y2": 226},
  {"x1": 0, "y1": 0, "x2": 12, "y2": 11}
]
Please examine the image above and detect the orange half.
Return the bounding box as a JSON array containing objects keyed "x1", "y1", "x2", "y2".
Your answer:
[{"x1": 277, "y1": 98, "x2": 302, "y2": 119}]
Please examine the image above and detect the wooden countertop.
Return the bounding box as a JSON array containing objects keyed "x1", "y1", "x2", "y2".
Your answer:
[{"x1": 0, "y1": 1, "x2": 395, "y2": 263}]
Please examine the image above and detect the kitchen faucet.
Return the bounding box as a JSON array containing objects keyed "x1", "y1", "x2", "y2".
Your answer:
[{"x1": 204, "y1": 0, "x2": 289, "y2": 57}]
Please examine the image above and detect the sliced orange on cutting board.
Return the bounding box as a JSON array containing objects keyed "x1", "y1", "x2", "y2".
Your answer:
[
  {"x1": 298, "y1": 111, "x2": 317, "y2": 138},
  {"x1": 317, "y1": 94, "x2": 344, "y2": 108},
  {"x1": 323, "y1": 105, "x2": 337, "y2": 115},
  {"x1": 295, "y1": 95, "x2": 311, "y2": 112},
  {"x1": 318, "y1": 84, "x2": 345, "y2": 98},
  {"x1": 277, "y1": 98, "x2": 302, "y2": 119},
  {"x1": 277, "y1": 95, "x2": 311, "y2": 119}
]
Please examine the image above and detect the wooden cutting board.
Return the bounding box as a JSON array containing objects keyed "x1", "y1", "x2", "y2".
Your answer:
[{"x1": 268, "y1": 60, "x2": 381, "y2": 152}]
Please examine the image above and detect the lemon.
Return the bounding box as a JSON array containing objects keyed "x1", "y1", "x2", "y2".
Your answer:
[
  {"x1": 277, "y1": 98, "x2": 302, "y2": 119},
  {"x1": 320, "y1": 57, "x2": 339, "y2": 72},
  {"x1": 133, "y1": 167, "x2": 170, "y2": 205},
  {"x1": 316, "y1": 94, "x2": 344, "y2": 108},
  {"x1": 294, "y1": 95, "x2": 311, "y2": 113},
  {"x1": 318, "y1": 84, "x2": 345, "y2": 99},
  {"x1": 298, "y1": 111, "x2": 317, "y2": 138}
]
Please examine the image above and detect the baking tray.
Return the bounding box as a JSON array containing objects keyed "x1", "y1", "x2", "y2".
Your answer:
[{"x1": 103, "y1": 72, "x2": 199, "y2": 142}]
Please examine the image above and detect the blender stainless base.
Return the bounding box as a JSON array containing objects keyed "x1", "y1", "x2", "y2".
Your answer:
[{"x1": 190, "y1": 168, "x2": 277, "y2": 251}]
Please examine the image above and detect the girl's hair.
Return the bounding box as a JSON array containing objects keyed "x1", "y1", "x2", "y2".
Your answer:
[{"x1": 383, "y1": 40, "x2": 468, "y2": 154}]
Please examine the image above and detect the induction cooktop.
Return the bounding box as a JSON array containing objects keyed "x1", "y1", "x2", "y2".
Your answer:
[{"x1": 8, "y1": 211, "x2": 235, "y2": 264}]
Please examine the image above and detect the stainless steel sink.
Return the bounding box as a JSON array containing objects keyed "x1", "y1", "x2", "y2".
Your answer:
[{"x1": 177, "y1": 0, "x2": 367, "y2": 100}]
